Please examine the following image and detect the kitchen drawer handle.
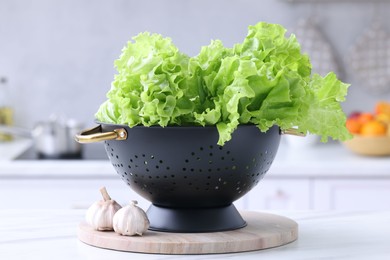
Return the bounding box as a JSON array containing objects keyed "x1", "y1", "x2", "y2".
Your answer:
[{"x1": 74, "y1": 125, "x2": 127, "y2": 143}]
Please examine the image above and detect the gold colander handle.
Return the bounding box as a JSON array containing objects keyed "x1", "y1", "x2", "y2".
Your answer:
[
  {"x1": 281, "y1": 128, "x2": 306, "y2": 137},
  {"x1": 74, "y1": 125, "x2": 127, "y2": 143}
]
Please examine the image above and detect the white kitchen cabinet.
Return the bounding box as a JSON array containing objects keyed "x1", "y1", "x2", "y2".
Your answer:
[
  {"x1": 313, "y1": 179, "x2": 390, "y2": 210},
  {"x1": 244, "y1": 178, "x2": 311, "y2": 210},
  {"x1": 3, "y1": 176, "x2": 390, "y2": 211},
  {"x1": 4, "y1": 176, "x2": 390, "y2": 211}
]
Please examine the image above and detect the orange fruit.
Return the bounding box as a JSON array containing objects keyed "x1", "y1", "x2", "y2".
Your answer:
[
  {"x1": 346, "y1": 118, "x2": 362, "y2": 134},
  {"x1": 376, "y1": 113, "x2": 390, "y2": 124},
  {"x1": 360, "y1": 120, "x2": 387, "y2": 136},
  {"x1": 375, "y1": 101, "x2": 390, "y2": 115},
  {"x1": 358, "y1": 113, "x2": 374, "y2": 124}
]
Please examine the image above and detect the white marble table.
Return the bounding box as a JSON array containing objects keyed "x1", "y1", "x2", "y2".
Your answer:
[{"x1": 1, "y1": 209, "x2": 389, "y2": 260}]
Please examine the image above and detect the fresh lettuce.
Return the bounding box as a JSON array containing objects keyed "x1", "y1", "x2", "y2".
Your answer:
[{"x1": 96, "y1": 22, "x2": 351, "y2": 145}]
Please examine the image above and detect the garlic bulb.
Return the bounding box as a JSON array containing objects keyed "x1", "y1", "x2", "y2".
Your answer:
[
  {"x1": 113, "y1": 200, "x2": 150, "y2": 236},
  {"x1": 85, "y1": 187, "x2": 122, "y2": 231}
]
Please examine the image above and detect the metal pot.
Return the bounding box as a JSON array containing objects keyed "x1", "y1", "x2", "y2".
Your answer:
[{"x1": 0, "y1": 118, "x2": 83, "y2": 159}]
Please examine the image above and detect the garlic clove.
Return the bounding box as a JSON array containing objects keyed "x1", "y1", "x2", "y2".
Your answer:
[
  {"x1": 85, "y1": 187, "x2": 122, "y2": 231},
  {"x1": 113, "y1": 200, "x2": 150, "y2": 236}
]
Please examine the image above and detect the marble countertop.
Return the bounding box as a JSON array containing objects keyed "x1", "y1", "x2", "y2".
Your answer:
[
  {"x1": 1, "y1": 138, "x2": 390, "y2": 179},
  {"x1": 1, "y1": 209, "x2": 389, "y2": 259}
]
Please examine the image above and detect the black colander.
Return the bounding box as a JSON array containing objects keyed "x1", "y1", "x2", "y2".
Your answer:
[{"x1": 76, "y1": 123, "x2": 281, "y2": 232}]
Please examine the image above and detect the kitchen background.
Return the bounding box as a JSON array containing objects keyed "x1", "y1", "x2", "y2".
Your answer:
[
  {"x1": 1, "y1": 0, "x2": 390, "y2": 213},
  {"x1": 1, "y1": 0, "x2": 390, "y2": 128}
]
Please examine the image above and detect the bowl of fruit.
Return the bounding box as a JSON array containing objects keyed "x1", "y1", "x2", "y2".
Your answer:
[{"x1": 344, "y1": 101, "x2": 390, "y2": 156}]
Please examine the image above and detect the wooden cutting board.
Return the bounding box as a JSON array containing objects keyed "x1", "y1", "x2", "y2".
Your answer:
[{"x1": 78, "y1": 211, "x2": 298, "y2": 254}]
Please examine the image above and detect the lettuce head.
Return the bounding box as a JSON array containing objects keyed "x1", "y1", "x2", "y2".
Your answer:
[{"x1": 96, "y1": 22, "x2": 352, "y2": 145}]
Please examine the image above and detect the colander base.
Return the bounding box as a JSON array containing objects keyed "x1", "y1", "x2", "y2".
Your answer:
[{"x1": 146, "y1": 203, "x2": 247, "y2": 233}]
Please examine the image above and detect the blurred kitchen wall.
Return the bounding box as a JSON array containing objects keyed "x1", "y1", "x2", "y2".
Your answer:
[{"x1": 0, "y1": 0, "x2": 389, "y2": 127}]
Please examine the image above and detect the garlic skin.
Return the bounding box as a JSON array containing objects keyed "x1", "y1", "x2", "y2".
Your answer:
[
  {"x1": 113, "y1": 200, "x2": 150, "y2": 236},
  {"x1": 85, "y1": 187, "x2": 122, "y2": 231}
]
